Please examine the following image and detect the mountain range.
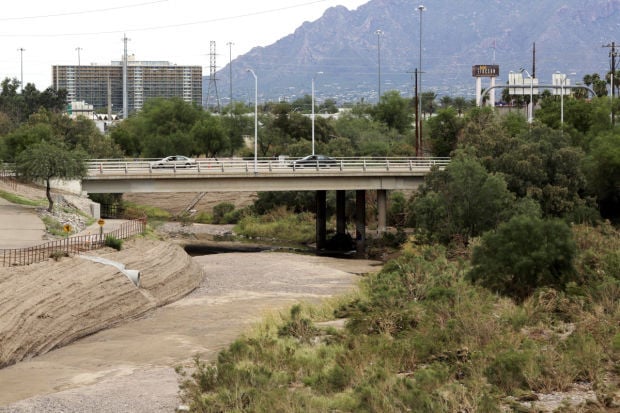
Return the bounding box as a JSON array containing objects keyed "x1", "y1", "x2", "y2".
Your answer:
[{"x1": 207, "y1": 0, "x2": 620, "y2": 106}]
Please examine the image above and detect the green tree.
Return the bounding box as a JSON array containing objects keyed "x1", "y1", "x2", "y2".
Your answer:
[
  {"x1": 191, "y1": 114, "x2": 229, "y2": 157},
  {"x1": 112, "y1": 97, "x2": 204, "y2": 157},
  {"x1": 582, "y1": 73, "x2": 608, "y2": 98},
  {"x1": 426, "y1": 107, "x2": 463, "y2": 156},
  {"x1": 15, "y1": 141, "x2": 87, "y2": 211},
  {"x1": 371, "y1": 90, "x2": 413, "y2": 133},
  {"x1": 0, "y1": 78, "x2": 67, "y2": 125},
  {"x1": 318, "y1": 98, "x2": 338, "y2": 114},
  {"x1": 221, "y1": 102, "x2": 253, "y2": 155},
  {"x1": 453, "y1": 96, "x2": 470, "y2": 116},
  {"x1": 439, "y1": 95, "x2": 453, "y2": 109},
  {"x1": 421, "y1": 91, "x2": 437, "y2": 117},
  {"x1": 1, "y1": 109, "x2": 121, "y2": 160},
  {"x1": 1, "y1": 123, "x2": 55, "y2": 161},
  {"x1": 408, "y1": 155, "x2": 515, "y2": 244},
  {"x1": 467, "y1": 215, "x2": 576, "y2": 302}
]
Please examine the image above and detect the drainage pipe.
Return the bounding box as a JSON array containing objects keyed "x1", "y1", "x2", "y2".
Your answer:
[{"x1": 78, "y1": 255, "x2": 141, "y2": 287}]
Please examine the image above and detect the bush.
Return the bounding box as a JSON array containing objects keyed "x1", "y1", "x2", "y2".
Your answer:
[
  {"x1": 104, "y1": 235, "x2": 123, "y2": 250},
  {"x1": 467, "y1": 215, "x2": 577, "y2": 302},
  {"x1": 212, "y1": 202, "x2": 235, "y2": 224}
]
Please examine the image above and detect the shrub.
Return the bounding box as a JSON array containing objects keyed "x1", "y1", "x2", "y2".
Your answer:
[
  {"x1": 277, "y1": 304, "x2": 318, "y2": 343},
  {"x1": 484, "y1": 350, "x2": 530, "y2": 394},
  {"x1": 49, "y1": 250, "x2": 69, "y2": 261},
  {"x1": 212, "y1": 202, "x2": 235, "y2": 224},
  {"x1": 192, "y1": 211, "x2": 213, "y2": 224},
  {"x1": 104, "y1": 235, "x2": 123, "y2": 250},
  {"x1": 467, "y1": 215, "x2": 577, "y2": 302}
]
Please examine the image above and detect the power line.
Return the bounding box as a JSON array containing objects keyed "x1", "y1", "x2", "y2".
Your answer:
[
  {"x1": 0, "y1": 0, "x2": 332, "y2": 37},
  {"x1": 0, "y1": 1, "x2": 169, "y2": 21}
]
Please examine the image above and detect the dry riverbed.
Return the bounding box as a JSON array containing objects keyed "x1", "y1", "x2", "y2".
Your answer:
[{"x1": 0, "y1": 231, "x2": 381, "y2": 412}]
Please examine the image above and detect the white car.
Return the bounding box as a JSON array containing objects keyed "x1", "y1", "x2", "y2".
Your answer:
[{"x1": 150, "y1": 155, "x2": 196, "y2": 169}]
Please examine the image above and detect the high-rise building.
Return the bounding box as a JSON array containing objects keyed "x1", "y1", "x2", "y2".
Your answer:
[{"x1": 52, "y1": 55, "x2": 202, "y2": 116}]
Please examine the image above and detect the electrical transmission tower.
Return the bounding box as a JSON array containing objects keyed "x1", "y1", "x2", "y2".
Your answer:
[{"x1": 205, "y1": 41, "x2": 222, "y2": 112}]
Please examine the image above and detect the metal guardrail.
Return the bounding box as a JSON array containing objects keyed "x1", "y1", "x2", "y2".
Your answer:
[
  {"x1": 0, "y1": 218, "x2": 146, "y2": 267},
  {"x1": 86, "y1": 157, "x2": 450, "y2": 175}
]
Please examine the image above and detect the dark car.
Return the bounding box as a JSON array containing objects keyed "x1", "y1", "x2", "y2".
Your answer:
[
  {"x1": 150, "y1": 155, "x2": 196, "y2": 168},
  {"x1": 290, "y1": 154, "x2": 337, "y2": 168}
]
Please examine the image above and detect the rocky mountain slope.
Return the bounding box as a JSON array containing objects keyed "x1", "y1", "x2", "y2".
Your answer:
[{"x1": 219, "y1": 0, "x2": 620, "y2": 103}]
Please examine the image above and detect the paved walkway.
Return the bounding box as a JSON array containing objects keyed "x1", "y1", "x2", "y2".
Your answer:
[
  {"x1": 0, "y1": 197, "x2": 126, "y2": 249},
  {"x1": 0, "y1": 198, "x2": 47, "y2": 249}
]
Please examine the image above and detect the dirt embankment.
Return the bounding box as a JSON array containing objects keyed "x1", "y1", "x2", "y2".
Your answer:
[{"x1": 0, "y1": 239, "x2": 203, "y2": 368}]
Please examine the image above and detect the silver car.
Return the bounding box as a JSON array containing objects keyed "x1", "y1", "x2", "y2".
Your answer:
[
  {"x1": 150, "y1": 155, "x2": 196, "y2": 168},
  {"x1": 290, "y1": 154, "x2": 337, "y2": 168}
]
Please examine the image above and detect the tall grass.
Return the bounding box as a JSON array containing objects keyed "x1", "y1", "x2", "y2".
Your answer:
[{"x1": 234, "y1": 207, "x2": 317, "y2": 244}]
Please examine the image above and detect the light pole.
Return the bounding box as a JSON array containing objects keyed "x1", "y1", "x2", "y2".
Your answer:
[
  {"x1": 375, "y1": 29, "x2": 383, "y2": 102},
  {"x1": 417, "y1": 5, "x2": 425, "y2": 156},
  {"x1": 557, "y1": 71, "x2": 576, "y2": 127},
  {"x1": 521, "y1": 68, "x2": 534, "y2": 123},
  {"x1": 17, "y1": 48, "x2": 25, "y2": 93},
  {"x1": 246, "y1": 69, "x2": 258, "y2": 173},
  {"x1": 311, "y1": 71, "x2": 323, "y2": 156}
]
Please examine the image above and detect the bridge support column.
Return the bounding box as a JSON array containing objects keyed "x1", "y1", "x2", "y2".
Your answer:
[
  {"x1": 355, "y1": 190, "x2": 366, "y2": 257},
  {"x1": 316, "y1": 190, "x2": 327, "y2": 251},
  {"x1": 377, "y1": 189, "x2": 387, "y2": 233},
  {"x1": 336, "y1": 190, "x2": 346, "y2": 235}
]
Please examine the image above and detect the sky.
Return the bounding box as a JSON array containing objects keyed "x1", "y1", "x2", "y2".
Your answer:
[{"x1": 0, "y1": 0, "x2": 369, "y2": 91}]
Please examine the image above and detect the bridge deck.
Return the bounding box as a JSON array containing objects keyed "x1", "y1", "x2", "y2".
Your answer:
[{"x1": 82, "y1": 157, "x2": 448, "y2": 193}]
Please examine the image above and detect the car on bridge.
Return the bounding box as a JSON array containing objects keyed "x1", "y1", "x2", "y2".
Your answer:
[
  {"x1": 289, "y1": 154, "x2": 337, "y2": 168},
  {"x1": 150, "y1": 155, "x2": 196, "y2": 169}
]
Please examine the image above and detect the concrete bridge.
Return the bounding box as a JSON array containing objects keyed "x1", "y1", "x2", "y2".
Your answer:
[{"x1": 83, "y1": 157, "x2": 450, "y2": 254}]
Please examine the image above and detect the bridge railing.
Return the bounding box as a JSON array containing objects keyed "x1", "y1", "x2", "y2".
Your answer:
[{"x1": 86, "y1": 157, "x2": 450, "y2": 175}]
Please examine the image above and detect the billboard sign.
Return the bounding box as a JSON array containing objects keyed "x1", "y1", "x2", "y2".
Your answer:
[{"x1": 472, "y1": 64, "x2": 499, "y2": 77}]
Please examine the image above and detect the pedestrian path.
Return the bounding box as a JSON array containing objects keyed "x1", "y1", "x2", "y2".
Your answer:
[
  {"x1": 0, "y1": 198, "x2": 47, "y2": 248},
  {"x1": 0, "y1": 196, "x2": 127, "y2": 249}
]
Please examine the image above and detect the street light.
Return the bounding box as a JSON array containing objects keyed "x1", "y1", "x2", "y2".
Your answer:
[
  {"x1": 246, "y1": 68, "x2": 258, "y2": 173},
  {"x1": 311, "y1": 71, "x2": 323, "y2": 156},
  {"x1": 556, "y1": 71, "x2": 576, "y2": 127},
  {"x1": 520, "y1": 68, "x2": 534, "y2": 123},
  {"x1": 417, "y1": 5, "x2": 425, "y2": 156},
  {"x1": 17, "y1": 48, "x2": 25, "y2": 93},
  {"x1": 375, "y1": 29, "x2": 383, "y2": 102}
]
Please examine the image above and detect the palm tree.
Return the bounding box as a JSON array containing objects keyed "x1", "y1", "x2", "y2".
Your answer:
[{"x1": 453, "y1": 96, "x2": 468, "y2": 116}]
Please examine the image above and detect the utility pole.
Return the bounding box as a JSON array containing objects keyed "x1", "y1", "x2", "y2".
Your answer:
[
  {"x1": 532, "y1": 42, "x2": 536, "y2": 78},
  {"x1": 603, "y1": 42, "x2": 618, "y2": 126},
  {"x1": 75, "y1": 47, "x2": 82, "y2": 102}
]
